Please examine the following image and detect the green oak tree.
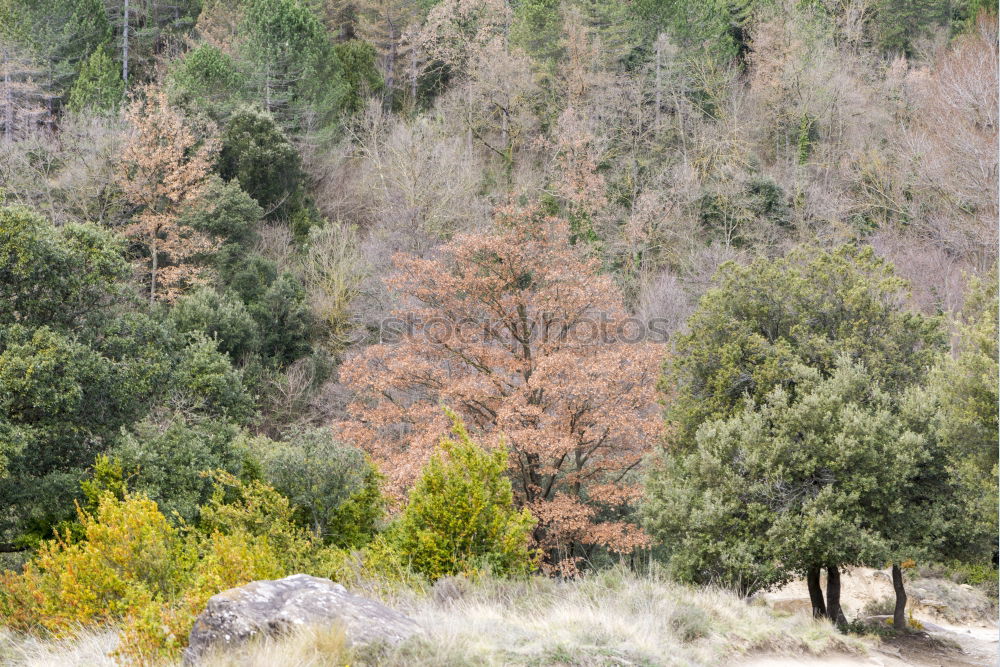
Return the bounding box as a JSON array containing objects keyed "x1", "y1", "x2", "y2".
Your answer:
[
  {"x1": 0, "y1": 206, "x2": 254, "y2": 545},
  {"x1": 662, "y1": 245, "x2": 945, "y2": 452},
  {"x1": 646, "y1": 358, "x2": 969, "y2": 626},
  {"x1": 218, "y1": 108, "x2": 306, "y2": 219},
  {"x1": 109, "y1": 415, "x2": 251, "y2": 524},
  {"x1": 256, "y1": 427, "x2": 382, "y2": 545}
]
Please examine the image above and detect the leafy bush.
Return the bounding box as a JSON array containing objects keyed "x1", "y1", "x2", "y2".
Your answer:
[
  {"x1": 0, "y1": 493, "x2": 187, "y2": 634},
  {"x1": 860, "y1": 596, "x2": 896, "y2": 617},
  {"x1": 322, "y1": 465, "x2": 386, "y2": 550},
  {"x1": 171, "y1": 334, "x2": 255, "y2": 421},
  {"x1": 378, "y1": 409, "x2": 538, "y2": 580},
  {"x1": 182, "y1": 177, "x2": 263, "y2": 248},
  {"x1": 111, "y1": 416, "x2": 253, "y2": 524},
  {"x1": 257, "y1": 428, "x2": 384, "y2": 546},
  {"x1": 248, "y1": 272, "x2": 319, "y2": 366},
  {"x1": 0, "y1": 471, "x2": 331, "y2": 662},
  {"x1": 170, "y1": 287, "x2": 261, "y2": 361},
  {"x1": 948, "y1": 561, "x2": 999, "y2": 593}
]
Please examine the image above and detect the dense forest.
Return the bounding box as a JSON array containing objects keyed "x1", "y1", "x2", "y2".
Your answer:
[{"x1": 0, "y1": 0, "x2": 997, "y2": 663}]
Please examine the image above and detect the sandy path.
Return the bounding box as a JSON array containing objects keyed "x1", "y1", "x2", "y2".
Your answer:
[{"x1": 744, "y1": 568, "x2": 999, "y2": 667}]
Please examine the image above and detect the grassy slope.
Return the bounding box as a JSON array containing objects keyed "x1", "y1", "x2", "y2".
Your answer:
[{"x1": 0, "y1": 567, "x2": 871, "y2": 666}]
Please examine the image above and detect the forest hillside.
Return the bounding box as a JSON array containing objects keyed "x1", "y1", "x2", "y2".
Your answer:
[{"x1": 0, "y1": 0, "x2": 997, "y2": 664}]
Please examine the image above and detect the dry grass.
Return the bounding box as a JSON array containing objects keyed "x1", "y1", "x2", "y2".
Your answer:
[
  {"x1": 199, "y1": 624, "x2": 350, "y2": 667},
  {"x1": 0, "y1": 567, "x2": 871, "y2": 666},
  {"x1": 367, "y1": 567, "x2": 867, "y2": 666},
  {"x1": 0, "y1": 627, "x2": 119, "y2": 667}
]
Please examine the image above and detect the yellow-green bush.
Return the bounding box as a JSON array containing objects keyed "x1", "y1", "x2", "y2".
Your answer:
[
  {"x1": 0, "y1": 494, "x2": 187, "y2": 635},
  {"x1": 378, "y1": 409, "x2": 538, "y2": 581},
  {"x1": 0, "y1": 473, "x2": 326, "y2": 663},
  {"x1": 119, "y1": 529, "x2": 290, "y2": 663},
  {"x1": 0, "y1": 417, "x2": 540, "y2": 661}
]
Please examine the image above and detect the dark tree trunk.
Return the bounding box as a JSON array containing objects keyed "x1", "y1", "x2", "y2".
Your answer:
[
  {"x1": 806, "y1": 566, "x2": 827, "y2": 618},
  {"x1": 892, "y1": 563, "x2": 907, "y2": 631},
  {"x1": 826, "y1": 564, "x2": 846, "y2": 625}
]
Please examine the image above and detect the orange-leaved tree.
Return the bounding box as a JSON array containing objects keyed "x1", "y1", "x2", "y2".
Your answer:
[
  {"x1": 339, "y1": 206, "x2": 664, "y2": 573},
  {"x1": 117, "y1": 86, "x2": 220, "y2": 303}
]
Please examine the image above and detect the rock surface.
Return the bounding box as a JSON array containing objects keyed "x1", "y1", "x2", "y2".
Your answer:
[{"x1": 185, "y1": 574, "x2": 421, "y2": 661}]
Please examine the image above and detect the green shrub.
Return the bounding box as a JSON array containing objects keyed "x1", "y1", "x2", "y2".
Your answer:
[
  {"x1": 379, "y1": 409, "x2": 538, "y2": 580},
  {"x1": 110, "y1": 416, "x2": 252, "y2": 524},
  {"x1": 171, "y1": 334, "x2": 255, "y2": 421},
  {"x1": 323, "y1": 465, "x2": 386, "y2": 549},
  {"x1": 257, "y1": 428, "x2": 384, "y2": 546},
  {"x1": 170, "y1": 287, "x2": 262, "y2": 361},
  {"x1": 181, "y1": 177, "x2": 263, "y2": 248},
  {"x1": 0, "y1": 493, "x2": 189, "y2": 634},
  {"x1": 249, "y1": 272, "x2": 319, "y2": 366}
]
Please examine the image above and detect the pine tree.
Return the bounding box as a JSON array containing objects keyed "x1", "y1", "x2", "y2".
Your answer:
[
  {"x1": 241, "y1": 0, "x2": 348, "y2": 131},
  {"x1": 67, "y1": 44, "x2": 123, "y2": 112}
]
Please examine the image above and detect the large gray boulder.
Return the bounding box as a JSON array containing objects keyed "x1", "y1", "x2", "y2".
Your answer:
[{"x1": 185, "y1": 574, "x2": 421, "y2": 662}]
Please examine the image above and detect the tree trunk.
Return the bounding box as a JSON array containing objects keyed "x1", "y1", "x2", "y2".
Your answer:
[
  {"x1": 806, "y1": 566, "x2": 827, "y2": 618},
  {"x1": 264, "y1": 62, "x2": 271, "y2": 112},
  {"x1": 3, "y1": 49, "x2": 12, "y2": 143},
  {"x1": 384, "y1": 19, "x2": 396, "y2": 112},
  {"x1": 826, "y1": 564, "x2": 846, "y2": 625},
  {"x1": 122, "y1": 0, "x2": 130, "y2": 85},
  {"x1": 654, "y1": 34, "x2": 662, "y2": 127},
  {"x1": 892, "y1": 563, "x2": 907, "y2": 631},
  {"x1": 409, "y1": 43, "x2": 417, "y2": 104},
  {"x1": 149, "y1": 236, "x2": 157, "y2": 304}
]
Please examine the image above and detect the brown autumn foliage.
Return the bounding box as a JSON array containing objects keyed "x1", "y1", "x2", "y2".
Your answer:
[
  {"x1": 338, "y1": 206, "x2": 663, "y2": 573},
  {"x1": 116, "y1": 86, "x2": 219, "y2": 302}
]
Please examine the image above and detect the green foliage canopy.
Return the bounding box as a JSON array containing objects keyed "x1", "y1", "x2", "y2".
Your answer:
[{"x1": 663, "y1": 245, "x2": 945, "y2": 451}]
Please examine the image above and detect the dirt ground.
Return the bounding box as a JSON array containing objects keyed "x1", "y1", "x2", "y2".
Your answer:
[{"x1": 747, "y1": 567, "x2": 999, "y2": 667}]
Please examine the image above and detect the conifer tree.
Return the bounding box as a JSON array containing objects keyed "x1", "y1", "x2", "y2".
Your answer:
[{"x1": 67, "y1": 44, "x2": 123, "y2": 112}]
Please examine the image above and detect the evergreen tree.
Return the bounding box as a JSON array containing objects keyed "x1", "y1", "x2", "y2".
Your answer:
[
  {"x1": 218, "y1": 108, "x2": 305, "y2": 218},
  {"x1": 645, "y1": 358, "x2": 969, "y2": 625},
  {"x1": 333, "y1": 39, "x2": 384, "y2": 112},
  {"x1": 630, "y1": 0, "x2": 755, "y2": 64},
  {"x1": 662, "y1": 246, "x2": 945, "y2": 452},
  {"x1": 241, "y1": 0, "x2": 349, "y2": 131},
  {"x1": 3, "y1": 0, "x2": 111, "y2": 100},
  {"x1": 67, "y1": 43, "x2": 123, "y2": 112},
  {"x1": 511, "y1": 0, "x2": 563, "y2": 66},
  {"x1": 166, "y1": 44, "x2": 249, "y2": 119}
]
